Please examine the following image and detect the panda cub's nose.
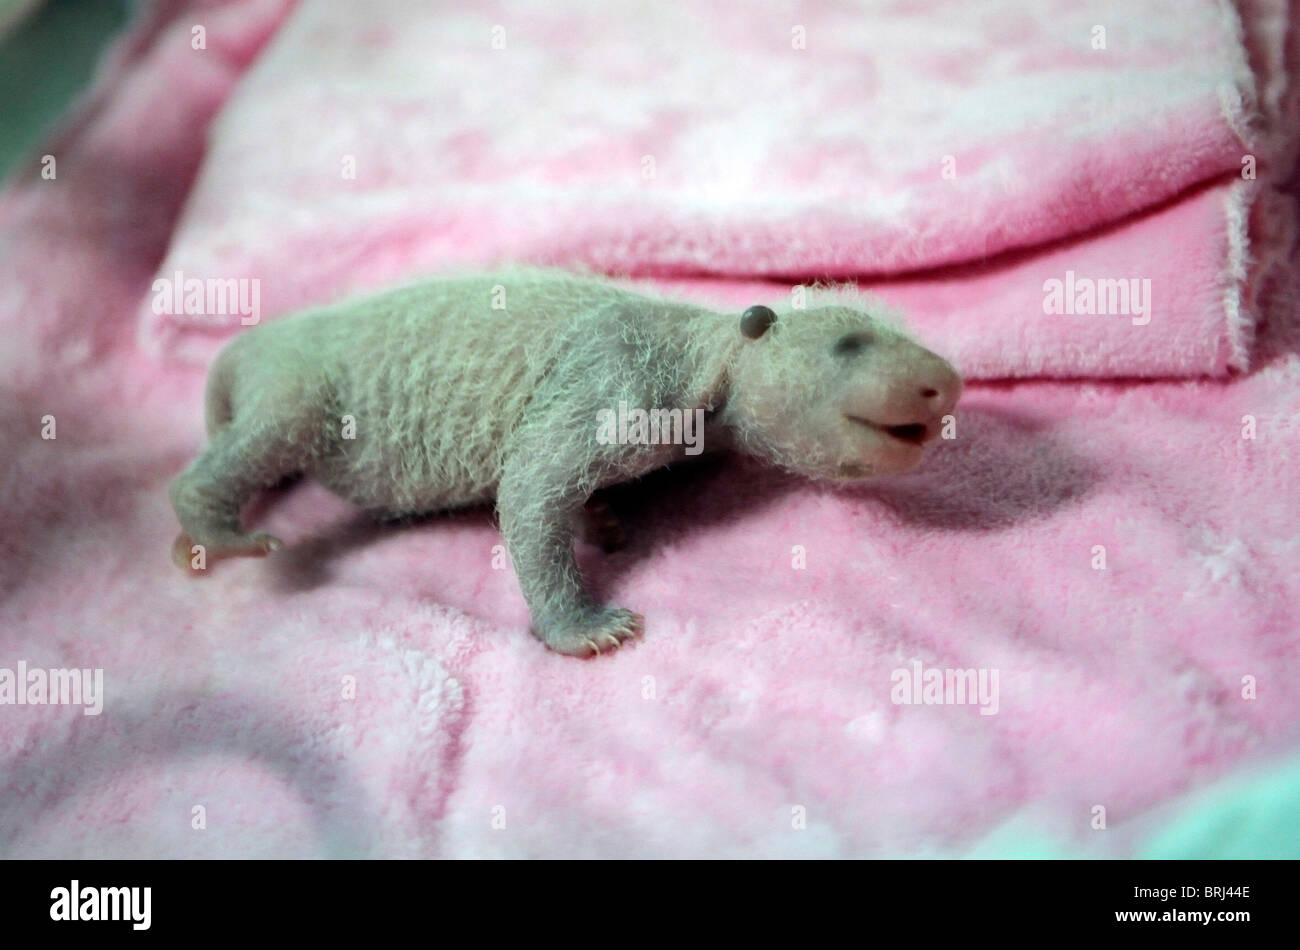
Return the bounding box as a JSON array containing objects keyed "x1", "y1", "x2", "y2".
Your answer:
[{"x1": 918, "y1": 363, "x2": 962, "y2": 415}]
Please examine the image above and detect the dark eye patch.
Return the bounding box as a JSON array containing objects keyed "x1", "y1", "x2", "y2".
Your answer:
[{"x1": 834, "y1": 332, "x2": 874, "y2": 356}]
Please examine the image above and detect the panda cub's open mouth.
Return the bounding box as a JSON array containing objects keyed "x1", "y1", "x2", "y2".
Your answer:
[{"x1": 847, "y1": 416, "x2": 930, "y2": 445}]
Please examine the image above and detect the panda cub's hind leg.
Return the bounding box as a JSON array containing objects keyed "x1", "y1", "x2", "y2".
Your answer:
[{"x1": 170, "y1": 398, "x2": 322, "y2": 570}]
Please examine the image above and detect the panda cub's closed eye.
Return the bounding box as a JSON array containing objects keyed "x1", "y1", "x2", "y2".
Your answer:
[{"x1": 834, "y1": 332, "x2": 874, "y2": 356}]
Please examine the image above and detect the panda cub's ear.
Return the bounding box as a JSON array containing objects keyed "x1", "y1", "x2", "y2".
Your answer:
[{"x1": 740, "y1": 305, "x2": 777, "y2": 340}]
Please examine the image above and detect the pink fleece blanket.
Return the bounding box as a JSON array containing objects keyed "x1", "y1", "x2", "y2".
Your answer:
[
  {"x1": 2, "y1": 0, "x2": 1299, "y2": 858},
  {"x1": 140, "y1": 0, "x2": 1296, "y2": 378}
]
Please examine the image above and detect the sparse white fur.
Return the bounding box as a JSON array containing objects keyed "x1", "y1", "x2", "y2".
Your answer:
[{"x1": 171, "y1": 269, "x2": 960, "y2": 655}]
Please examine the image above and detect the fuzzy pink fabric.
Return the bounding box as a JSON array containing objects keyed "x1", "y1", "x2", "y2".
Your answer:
[
  {"x1": 139, "y1": 0, "x2": 1295, "y2": 379},
  {"x1": 2, "y1": 0, "x2": 1299, "y2": 858}
]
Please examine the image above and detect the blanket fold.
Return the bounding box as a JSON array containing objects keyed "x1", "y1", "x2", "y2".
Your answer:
[{"x1": 137, "y1": 0, "x2": 1299, "y2": 378}]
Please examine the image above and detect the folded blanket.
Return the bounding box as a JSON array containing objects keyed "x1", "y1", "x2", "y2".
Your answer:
[
  {"x1": 3, "y1": 0, "x2": 1299, "y2": 859},
  {"x1": 138, "y1": 0, "x2": 1298, "y2": 378}
]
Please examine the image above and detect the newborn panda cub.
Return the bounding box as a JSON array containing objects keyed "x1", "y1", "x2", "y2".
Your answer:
[{"x1": 170, "y1": 270, "x2": 961, "y2": 656}]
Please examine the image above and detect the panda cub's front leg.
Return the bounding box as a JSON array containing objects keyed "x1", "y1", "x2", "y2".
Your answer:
[
  {"x1": 496, "y1": 434, "x2": 645, "y2": 657},
  {"x1": 498, "y1": 475, "x2": 643, "y2": 656}
]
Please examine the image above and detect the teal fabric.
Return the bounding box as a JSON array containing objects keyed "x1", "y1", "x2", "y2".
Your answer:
[
  {"x1": 960, "y1": 753, "x2": 1300, "y2": 859},
  {"x1": 0, "y1": 0, "x2": 130, "y2": 181},
  {"x1": 1138, "y1": 755, "x2": 1300, "y2": 859}
]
